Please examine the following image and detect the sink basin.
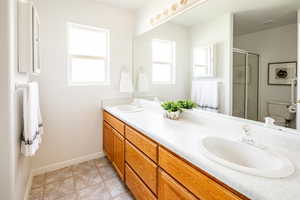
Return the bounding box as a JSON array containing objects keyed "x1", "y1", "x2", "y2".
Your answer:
[
  {"x1": 115, "y1": 104, "x2": 144, "y2": 113},
  {"x1": 200, "y1": 136, "x2": 294, "y2": 178}
]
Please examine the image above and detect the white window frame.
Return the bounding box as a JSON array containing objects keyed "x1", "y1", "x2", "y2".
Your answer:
[
  {"x1": 67, "y1": 22, "x2": 110, "y2": 86},
  {"x1": 192, "y1": 45, "x2": 215, "y2": 78},
  {"x1": 151, "y1": 39, "x2": 176, "y2": 84}
]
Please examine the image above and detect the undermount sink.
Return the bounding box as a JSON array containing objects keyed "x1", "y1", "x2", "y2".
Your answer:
[
  {"x1": 200, "y1": 136, "x2": 295, "y2": 178},
  {"x1": 115, "y1": 104, "x2": 144, "y2": 113}
]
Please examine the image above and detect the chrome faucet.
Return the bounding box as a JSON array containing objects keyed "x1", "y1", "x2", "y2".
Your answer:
[
  {"x1": 241, "y1": 125, "x2": 255, "y2": 146},
  {"x1": 264, "y1": 117, "x2": 275, "y2": 128},
  {"x1": 241, "y1": 125, "x2": 266, "y2": 149}
]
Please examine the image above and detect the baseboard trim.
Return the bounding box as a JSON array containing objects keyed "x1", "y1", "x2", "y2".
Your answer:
[
  {"x1": 23, "y1": 172, "x2": 33, "y2": 200},
  {"x1": 31, "y1": 151, "x2": 105, "y2": 176}
]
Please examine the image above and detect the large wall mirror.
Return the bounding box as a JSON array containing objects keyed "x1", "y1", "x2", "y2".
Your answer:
[{"x1": 133, "y1": 0, "x2": 300, "y2": 130}]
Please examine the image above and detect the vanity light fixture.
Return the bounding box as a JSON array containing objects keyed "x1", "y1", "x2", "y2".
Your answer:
[
  {"x1": 149, "y1": 0, "x2": 208, "y2": 26},
  {"x1": 171, "y1": 3, "x2": 178, "y2": 12},
  {"x1": 180, "y1": 0, "x2": 189, "y2": 5}
]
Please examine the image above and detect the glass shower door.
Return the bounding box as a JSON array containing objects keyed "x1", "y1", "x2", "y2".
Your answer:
[
  {"x1": 232, "y1": 51, "x2": 259, "y2": 121},
  {"x1": 233, "y1": 52, "x2": 247, "y2": 118},
  {"x1": 246, "y1": 53, "x2": 259, "y2": 121}
]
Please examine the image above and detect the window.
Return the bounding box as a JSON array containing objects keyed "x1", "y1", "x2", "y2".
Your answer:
[
  {"x1": 67, "y1": 23, "x2": 110, "y2": 85},
  {"x1": 152, "y1": 39, "x2": 176, "y2": 84},
  {"x1": 193, "y1": 45, "x2": 214, "y2": 77}
]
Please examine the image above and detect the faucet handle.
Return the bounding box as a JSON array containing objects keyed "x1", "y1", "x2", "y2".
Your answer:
[
  {"x1": 242, "y1": 125, "x2": 251, "y2": 136},
  {"x1": 241, "y1": 125, "x2": 256, "y2": 146},
  {"x1": 264, "y1": 117, "x2": 275, "y2": 127}
]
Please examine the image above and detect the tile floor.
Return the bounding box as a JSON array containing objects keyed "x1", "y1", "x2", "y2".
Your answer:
[{"x1": 29, "y1": 157, "x2": 134, "y2": 200}]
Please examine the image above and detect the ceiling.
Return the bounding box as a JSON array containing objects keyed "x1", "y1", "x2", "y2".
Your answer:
[
  {"x1": 94, "y1": 0, "x2": 149, "y2": 10},
  {"x1": 170, "y1": 0, "x2": 300, "y2": 35},
  {"x1": 234, "y1": 7, "x2": 297, "y2": 35}
]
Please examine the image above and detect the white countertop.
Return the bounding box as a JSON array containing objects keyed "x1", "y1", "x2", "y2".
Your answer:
[{"x1": 103, "y1": 100, "x2": 300, "y2": 200}]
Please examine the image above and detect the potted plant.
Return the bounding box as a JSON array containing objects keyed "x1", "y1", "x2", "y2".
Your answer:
[
  {"x1": 177, "y1": 100, "x2": 198, "y2": 110},
  {"x1": 161, "y1": 101, "x2": 182, "y2": 120}
]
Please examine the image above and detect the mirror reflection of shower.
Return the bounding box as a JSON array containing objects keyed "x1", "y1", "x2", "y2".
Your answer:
[
  {"x1": 233, "y1": 11, "x2": 298, "y2": 129},
  {"x1": 232, "y1": 49, "x2": 297, "y2": 128},
  {"x1": 232, "y1": 49, "x2": 259, "y2": 121}
]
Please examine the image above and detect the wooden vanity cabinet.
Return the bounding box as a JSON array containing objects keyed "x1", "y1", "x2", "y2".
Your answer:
[
  {"x1": 103, "y1": 111, "x2": 125, "y2": 180},
  {"x1": 103, "y1": 111, "x2": 249, "y2": 200}
]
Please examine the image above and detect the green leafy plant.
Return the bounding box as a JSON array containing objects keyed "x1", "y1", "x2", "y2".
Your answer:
[
  {"x1": 177, "y1": 100, "x2": 198, "y2": 109},
  {"x1": 161, "y1": 101, "x2": 182, "y2": 112}
]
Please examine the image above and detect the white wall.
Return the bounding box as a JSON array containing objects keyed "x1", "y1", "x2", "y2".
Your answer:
[
  {"x1": 189, "y1": 13, "x2": 233, "y2": 114},
  {"x1": 134, "y1": 22, "x2": 190, "y2": 100},
  {"x1": 0, "y1": 0, "x2": 32, "y2": 199},
  {"x1": 13, "y1": 0, "x2": 32, "y2": 196},
  {"x1": 32, "y1": 0, "x2": 135, "y2": 169},
  {"x1": 236, "y1": 24, "x2": 298, "y2": 123},
  {"x1": 0, "y1": 0, "x2": 14, "y2": 199},
  {"x1": 297, "y1": 10, "x2": 300, "y2": 130}
]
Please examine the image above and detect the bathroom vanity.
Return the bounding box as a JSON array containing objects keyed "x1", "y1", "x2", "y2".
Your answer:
[
  {"x1": 103, "y1": 110, "x2": 247, "y2": 200},
  {"x1": 101, "y1": 100, "x2": 300, "y2": 200}
]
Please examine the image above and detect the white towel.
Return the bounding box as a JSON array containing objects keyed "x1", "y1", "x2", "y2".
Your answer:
[
  {"x1": 21, "y1": 82, "x2": 44, "y2": 156},
  {"x1": 137, "y1": 72, "x2": 149, "y2": 92},
  {"x1": 119, "y1": 70, "x2": 133, "y2": 93},
  {"x1": 191, "y1": 80, "x2": 219, "y2": 112}
]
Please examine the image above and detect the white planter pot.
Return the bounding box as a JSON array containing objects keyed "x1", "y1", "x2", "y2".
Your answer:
[{"x1": 164, "y1": 110, "x2": 181, "y2": 120}]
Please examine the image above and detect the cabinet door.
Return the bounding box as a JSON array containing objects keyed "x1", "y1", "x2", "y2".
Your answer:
[
  {"x1": 158, "y1": 170, "x2": 198, "y2": 200},
  {"x1": 113, "y1": 129, "x2": 125, "y2": 180},
  {"x1": 103, "y1": 121, "x2": 114, "y2": 161}
]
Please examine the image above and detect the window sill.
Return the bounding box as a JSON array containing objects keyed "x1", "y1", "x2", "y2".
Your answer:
[
  {"x1": 193, "y1": 75, "x2": 216, "y2": 78},
  {"x1": 152, "y1": 81, "x2": 175, "y2": 85},
  {"x1": 67, "y1": 81, "x2": 110, "y2": 87}
]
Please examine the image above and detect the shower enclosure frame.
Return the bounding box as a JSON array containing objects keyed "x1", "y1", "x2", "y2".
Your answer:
[{"x1": 232, "y1": 48, "x2": 260, "y2": 120}]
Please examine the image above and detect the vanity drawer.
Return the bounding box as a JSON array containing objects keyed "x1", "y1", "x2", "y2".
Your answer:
[
  {"x1": 125, "y1": 164, "x2": 157, "y2": 200},
  {"x1": 158, "y1": 169, "x2": 198, "y2": 200},
  {"x1": 159, "y1": 147, "x2": 243, "y2": 200},
  {"x1": 103, "y1": 111, "x2": 125, "y2": 135},
  {"x1": 125, "y1": 126, "x2": 158, "y2": 162},
  {"x1": 125, "y1": 141, "x2": 157, "y2": 194}
]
